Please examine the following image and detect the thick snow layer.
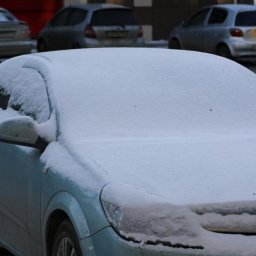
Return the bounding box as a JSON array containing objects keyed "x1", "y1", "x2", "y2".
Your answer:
[
  {"x1": 43, "y1": 49, "x2": 256, "y2": 138},
  {"x1": 2, "y1": 49, "x2": 256, "y2": 254},
  {"x1": 26, "y1": 48, "x2": 256, "y2": 205},
  {"x1": 102, "y1": 184, "x2": 256, "y2": 256}
]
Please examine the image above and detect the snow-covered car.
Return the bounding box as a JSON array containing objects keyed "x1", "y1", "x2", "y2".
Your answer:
[{"x1": 1, "y1": 48, "x2": 256, "y2": 256}]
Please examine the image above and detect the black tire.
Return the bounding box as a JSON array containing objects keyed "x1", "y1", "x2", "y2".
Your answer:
[
  {"x1": 72, "y1": 43, "x2": 81, "y2": 49},
  {"x1": 51, "y1": 220, "x2": 82, "y2": 256},
  {"x1": 216, "y1": 44, "x2": 232, "y2": 59},
  {"x1": 37, "y1": 39, "x2": 47, "y2": 52},
  {"x1": 168, "y1": 39, "x2": 181, "y2": 49}
]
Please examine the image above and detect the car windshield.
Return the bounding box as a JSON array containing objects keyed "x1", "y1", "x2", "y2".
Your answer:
[
  {"x1": 91, "y1": 8, "x2": 137, "y2": 26},
  {"x1": 235, "y1": 11, "x2": 256, "y2": 26},
  {"x1": 0, "y1": 11, "x2": 15, "y2": 22},
  {"x1": 40, "y1": 49, "x2": 256, "y2": 141}
]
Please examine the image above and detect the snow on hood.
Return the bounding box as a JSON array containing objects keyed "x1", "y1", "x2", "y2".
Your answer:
[
  {"x1": 32, "y1": 48, "x2": 256, "y2": 205},
  {"x1": 78, "y1": 134, "x2": 256, "y2": 205}
]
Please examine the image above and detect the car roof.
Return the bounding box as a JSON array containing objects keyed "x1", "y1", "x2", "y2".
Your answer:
[
  {"x1": 0, "y1": 7, "x2": 9, "y2": 12},
  {"x1": 67, "y1": 3, "x2": 131, "y2": 11},
  {"x1": 212, "y1": 4, "x2": 256, "y2": 12},
  {"x1": 2, "y1": 48, "x2": 256, "y2": 135}
]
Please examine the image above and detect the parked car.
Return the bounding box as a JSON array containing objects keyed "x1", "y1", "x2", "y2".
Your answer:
[
  {"x1": 37, "y1": 4, "x2": 144, "y2": 51},
  {"x1": 168, "y1": 4, "x2": 256, "y2": 59},
  {"x1": 0, "y1": 7, "x2": 32, "y2": 57},
  {"x1": 1, "y1": 48, "x2": 256, "y2": 256}
]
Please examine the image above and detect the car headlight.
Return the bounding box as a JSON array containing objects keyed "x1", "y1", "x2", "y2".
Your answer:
[{"x1": 100, "y1": 183, "x2": 203, "y2": 247}]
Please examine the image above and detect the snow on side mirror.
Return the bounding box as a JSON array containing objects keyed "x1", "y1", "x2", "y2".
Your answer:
[{"x1": 0, "y1": 116, "x2": 48, "y2": 150}]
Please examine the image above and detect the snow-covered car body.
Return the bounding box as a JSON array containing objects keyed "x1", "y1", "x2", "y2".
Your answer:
[{"x1": 1, "y1": 48, "x2": 256, "y2": 256}]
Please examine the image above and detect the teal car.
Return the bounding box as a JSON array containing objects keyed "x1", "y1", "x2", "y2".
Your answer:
[{"x1": 1, "y1": 48, "x2": 256, "y2": 256}]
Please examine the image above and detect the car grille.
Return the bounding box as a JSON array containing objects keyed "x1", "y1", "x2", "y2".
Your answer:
[{"x1": 191, "y1": 201, "x2": 256, "y2": 236}]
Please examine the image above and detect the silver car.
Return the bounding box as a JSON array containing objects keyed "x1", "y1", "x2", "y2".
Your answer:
[
  {"x1": 37, "y1": 4, "x2": 144, "y2": 51},
  {"x1": 168, "y1": 4, "x2": 256, "y2": 59},
  {"x1": 0, "y1": 8, "x2": 32, "y2": 57}
]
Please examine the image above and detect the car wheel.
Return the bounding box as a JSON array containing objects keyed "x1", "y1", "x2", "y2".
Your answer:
[
  {"x1": 51, "y1": 220, "x2": 82, "y2": 256},
  {"x1": 73, "y1": 43, "x2": 81, "y2": 49},
  {"x1": 168, "y1": 39, "x2": 181, "y2": 49},
  {"x1": 37, "y1": 40, "x2": 47, "y2": 52},
  {"x1": 216, "y1": 45, "x2": 232, "y2": 59}
]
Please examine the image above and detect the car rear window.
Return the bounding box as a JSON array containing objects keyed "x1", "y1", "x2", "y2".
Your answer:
[
  {"x1": 0, "y1": 11, "x2": 15, "y2": 22},
  {"x1": 91, "y1": 9, "x2": 138, "y2": 26},
  {"x1": 235, "y1": 11, "x2": 256, "y2": 26}
]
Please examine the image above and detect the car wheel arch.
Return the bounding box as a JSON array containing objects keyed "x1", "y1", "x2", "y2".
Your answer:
[
  {"x1": 168, "y1": 38, "x2": 182, "y2": 49},
  {"x1": 42, "y1": 192, "x2": 90, "y2": 256},
  {"x1": 37, "y1": 38, "x2": 47, "y2": 52},
  {"x1": 216, "y1": 42, "x2": 232, "y2": 58}
]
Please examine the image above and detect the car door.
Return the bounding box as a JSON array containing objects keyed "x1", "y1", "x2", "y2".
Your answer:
[
  {"x1": 66, "y1": 8, "x2": 88, "y2": 48},
  {"x1": 203, "y1": 7, "x2": 229, "y2": 53},
  {"x1": 0, "y1": 67, "x2": 51, "y2": 256},
  {"x1": 178, "y1": 8, "x2": 210, "y2": 51},
  {"x1": 45, "y1": 8, "x2": 70, "y2": 50}
]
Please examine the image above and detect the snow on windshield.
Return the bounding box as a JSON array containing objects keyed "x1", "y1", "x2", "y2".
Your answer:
[{"x1": 41, "y1": 48, "x2": 256, "y2": 142}]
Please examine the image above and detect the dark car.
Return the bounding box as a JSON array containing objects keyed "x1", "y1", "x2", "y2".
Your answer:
[{"x1": 37, "y1": 4, "x2": 144, "y2": 51}]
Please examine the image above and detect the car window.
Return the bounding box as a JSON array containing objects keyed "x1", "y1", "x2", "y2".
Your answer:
[
  {"x1": 0, "y1": 11, "x2": 15, "y2": 22},
  {"x1": 6, "y1": 68, "x2": 50, "y2": 123},
  {"x1": 187, "y1": 9, "x2": 210, "y2": 27},
  {"x1": 235, "y1": 11, "x2": 256, "y2": 26},
  {"x1": 50, "y1": 9, "x2": 68, "y2": 27},
  {"x1": 208, "y1": 8, "x2": 228, "y2": 24},
  {"x1": 91, "y1": 8, "x2": 138, "y2": 26},
  {"x1": 66, "y1": 8, "x2": 87, "y2": 26}
]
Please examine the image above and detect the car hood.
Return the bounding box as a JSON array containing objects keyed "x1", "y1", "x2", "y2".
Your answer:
[{"x1": 70, "y1": 133, "x2": 256, "y2": 205}]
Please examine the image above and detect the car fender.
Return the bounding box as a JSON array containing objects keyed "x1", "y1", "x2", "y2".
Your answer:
[
  {"x1": 42, "y1": 192, "x2": 90, "y2": 254},
  {"x1": 216, "y1": 40, "x2": 234, "y2": 55}
]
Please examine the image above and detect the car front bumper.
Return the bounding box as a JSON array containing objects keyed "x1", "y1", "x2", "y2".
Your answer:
[
  {"x1": 80, "y1": 226, "x2": 256, "y2": 256},
  {"x1": 80, "y1": 227, "x2": 203, "y2": 256}
]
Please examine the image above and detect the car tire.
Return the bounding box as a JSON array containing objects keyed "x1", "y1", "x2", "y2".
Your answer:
[
  {"x1": 73, "y1": 43, "x2": 81, "y2": 49},
  {"x1": 168, "y1": 39, "x2": 181, "y2": 49},
  {"x1": 216, "y1": 45, "x2": 232, "y2": 59},
  {"x1": 37, "y1": 39, "x2": 47, "y2": 52},
  {"x1": 51, "y1": 219, "x2": 82, "y2": 256}
]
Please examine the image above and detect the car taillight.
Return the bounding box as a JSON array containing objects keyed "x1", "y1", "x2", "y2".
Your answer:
[
  {"x1": 229, "y1": 28, "x2": 243, "y2": 37},
  {"x1": 137, "y1": 26, "x2": 143, "y2": 38},
  {"x1": 84, "y1": 25, "x2": 96, "y2": 39}
]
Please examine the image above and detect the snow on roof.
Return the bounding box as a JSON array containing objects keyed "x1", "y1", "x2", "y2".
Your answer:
[{"x1": 32, "y1": 48, "x2": 256, "y2": 138}]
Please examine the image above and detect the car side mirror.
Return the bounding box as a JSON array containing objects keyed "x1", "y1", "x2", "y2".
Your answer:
[{"x1": 0, "y1": 116, "x2": 48, "y2": 151}]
